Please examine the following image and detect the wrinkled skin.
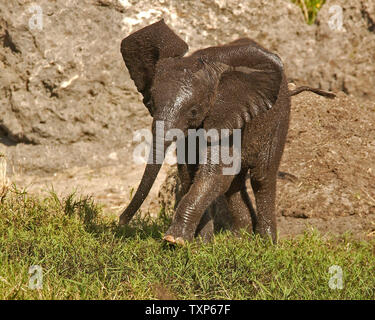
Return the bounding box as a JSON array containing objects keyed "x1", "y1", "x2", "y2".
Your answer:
[{"x1": 118, "y1": 20, "x2": 335, "y2": 244}]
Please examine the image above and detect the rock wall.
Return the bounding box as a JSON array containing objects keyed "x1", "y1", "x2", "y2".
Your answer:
[
  {"x1": 1, "y1": 0, "x2": 149, "y2": 146},
  {"x1": 314, "y1": 1, "x2": 375, "y2": 98}
]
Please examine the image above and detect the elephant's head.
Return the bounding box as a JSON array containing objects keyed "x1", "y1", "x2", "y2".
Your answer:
[
  {"x1": 119, "y1": 20, "x2": 283, "y2": 225},
  {"x1": 150, "y1": 56, "x2": 229, "y2": 133}
]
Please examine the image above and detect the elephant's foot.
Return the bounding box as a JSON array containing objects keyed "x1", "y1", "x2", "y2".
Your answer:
[
  {"x1": 253, "y1": 218, "x2": 277, "y2": 243},
  {"x1": 163, "y1": 223, "x2": 195, "y2": 246},
  {"x1": 163, "y1": 216, "x2": 213, "y2": 245},
  {"x1": 162, "y1": 234, "x2": 186, "y2": 246}
]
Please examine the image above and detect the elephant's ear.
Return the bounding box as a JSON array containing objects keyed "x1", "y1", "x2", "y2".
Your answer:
[
  {"x1": 121, "y1": 19, "x2": 188, "y2": 115},
  {"x1": 192, "y1": 38, "x2": 284, "y2": 133},
  {"x1": 193, "y1": 38, "x2": 284, "y2": 75}
]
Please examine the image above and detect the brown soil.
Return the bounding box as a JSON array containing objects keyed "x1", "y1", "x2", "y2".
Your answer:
[{"x1": 276, "y1": 90, "x2": 375, "y2": 239}]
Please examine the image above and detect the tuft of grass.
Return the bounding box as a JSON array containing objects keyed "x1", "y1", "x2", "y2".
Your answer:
[
  {"x1": 291, "y1": 0, "x2": 326, "y2": 24},
  {"x1": 0, "y1": 188, "x2": 374, "y2": 300}
]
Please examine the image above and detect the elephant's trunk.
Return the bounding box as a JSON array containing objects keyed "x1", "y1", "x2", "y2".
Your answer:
[{"x1": 119, "y1": 120, "x2": 171, "y2": 225}]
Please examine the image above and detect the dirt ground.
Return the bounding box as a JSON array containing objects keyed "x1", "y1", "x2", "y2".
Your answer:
[
  {"x1": 276, "y1": 90, "x2": 375, "y2": 239},
  {"x1": 5, "y1": 90, "x2": 375, "y2": 240}
]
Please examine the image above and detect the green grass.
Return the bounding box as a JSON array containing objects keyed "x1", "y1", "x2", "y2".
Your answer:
[
  {"x1": 291, "y1": 0, "x2": 326, "y2": 24},
  {"x1": 0, "y1": 187, "x2": 374, "y2": 300}
]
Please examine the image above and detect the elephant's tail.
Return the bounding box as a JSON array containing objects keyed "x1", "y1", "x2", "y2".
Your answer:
[{"x1": 289, "y1": 86, "x2": 336, "y2": 99}]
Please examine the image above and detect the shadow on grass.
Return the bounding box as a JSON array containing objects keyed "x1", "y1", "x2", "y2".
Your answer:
[
  {"x1": 112, "y1": 208, "x2": 173, "y2": 241},
  {"x1": 57, "y1": 191, "x2": 172, "y2": 242}
]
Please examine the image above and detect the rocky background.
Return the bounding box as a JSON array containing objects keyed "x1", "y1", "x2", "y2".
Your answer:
[{"x1": 0, "y1": 0, "x2": 374, "y2": 237}]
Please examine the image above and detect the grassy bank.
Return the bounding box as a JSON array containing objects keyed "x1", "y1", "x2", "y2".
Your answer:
[{"x1": 0, "y1": 188, "x2": 374, "y2": 300}]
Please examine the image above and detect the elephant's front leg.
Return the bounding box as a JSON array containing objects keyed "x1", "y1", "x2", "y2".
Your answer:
[
  {"x1": 164, "y1": 167, "x2": 234, "y2": 245},
  {"x1": 177, "y1": 163, "x2": 215, "y2": 242}
]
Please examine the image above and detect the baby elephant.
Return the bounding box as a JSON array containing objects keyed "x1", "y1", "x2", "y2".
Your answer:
[{"x1": 118, "y1": 20, "x2": 335, "y2": 244}]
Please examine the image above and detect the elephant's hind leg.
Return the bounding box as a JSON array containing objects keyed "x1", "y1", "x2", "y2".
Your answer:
[
  {"x1": 194, "y1": 209, "x2": 214, "y2": 242},
  {"x1": 250, "y1": 172, "x2": 277, "y2": 242},
  {"x1": 224, "y1": 169, "x2": 255, "y2": 234}
]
